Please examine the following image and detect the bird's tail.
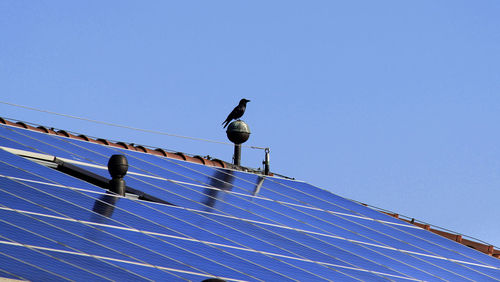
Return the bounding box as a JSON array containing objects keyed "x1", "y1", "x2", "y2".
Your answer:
[{"x1": 222, "y1": 121, "x2": 229, "y2": 128}]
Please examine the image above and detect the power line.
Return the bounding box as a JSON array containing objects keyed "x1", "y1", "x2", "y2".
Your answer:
[{"x1": 0, "y1": 100, "x2": 268, "y2": 150}]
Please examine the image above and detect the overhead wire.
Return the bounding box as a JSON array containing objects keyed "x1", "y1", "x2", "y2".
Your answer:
[{"x1": 0, "y1": 100, "x2": 268, "y2": 150}]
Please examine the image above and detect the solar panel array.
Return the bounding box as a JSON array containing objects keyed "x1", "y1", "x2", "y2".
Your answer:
[{"x1": 1, "y1": 123, "x2": 499, "y2": 281}]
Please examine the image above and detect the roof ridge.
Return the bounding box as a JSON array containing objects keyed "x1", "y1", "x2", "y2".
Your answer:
[
  {"x1": 376, "y1": 209, "x2": 500, "y2": 258},
  {"x1": 0, "y1": 116, "x2": 269, "y2": 176}
]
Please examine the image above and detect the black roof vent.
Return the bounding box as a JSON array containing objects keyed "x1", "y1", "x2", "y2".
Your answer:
[{"x1": 108, "y1": 154, "x2": 128, "y2": 196}]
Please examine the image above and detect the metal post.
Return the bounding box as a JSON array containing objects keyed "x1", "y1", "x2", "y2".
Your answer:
[
  {"x1": 233, "y1": 144, "x2": 241, "y2": 166},
  {"x1": 263, "y1": 148, "x2": 270, "y2": 175}
]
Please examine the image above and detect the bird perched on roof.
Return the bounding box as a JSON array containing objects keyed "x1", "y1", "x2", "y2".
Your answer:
[{"x1": 222, "y1": 98, "x2": 250, "y2": 128}]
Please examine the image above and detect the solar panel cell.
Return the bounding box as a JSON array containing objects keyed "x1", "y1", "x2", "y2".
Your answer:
[
  {"x1": 0, "y1": 243, "x2": 127, "y2": 281},
  {"x1": 395, "y1": 226, "x2": 500, "y2": 268},
  {"x1": 340, "y1": 215, "x2": 500, "y2": 267}
]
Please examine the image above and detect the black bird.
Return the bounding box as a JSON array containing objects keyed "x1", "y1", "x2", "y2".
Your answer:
[{"x1": 222, "y1": 98, "x2": 250, "y2": 128}]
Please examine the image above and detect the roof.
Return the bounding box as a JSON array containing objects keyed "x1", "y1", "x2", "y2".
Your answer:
[{"x1": 1, "y1": 117, "x2": 499, "y2": 281}]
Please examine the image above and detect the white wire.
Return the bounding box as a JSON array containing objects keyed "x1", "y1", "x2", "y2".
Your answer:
[{"x1": 0, "y1": 100, "x2": 268, "y2": 150}]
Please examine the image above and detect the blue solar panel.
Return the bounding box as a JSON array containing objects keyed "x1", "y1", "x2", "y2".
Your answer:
[
  {"x1": 2, "y1": 173, "x2": 498, "y2": 280},
  {"x1": 0, "y1": 148, "x2": 104, "y2": 193},
  {"x1": 0, "y1": 244, "x2": 117, "y2": 281},
  {"x1": 0, "y1": 176, "x2": 368, "y2": 280},
  {"x1": 1, "y1": 123, "x2": 500, "y2": 281},
  {"x1": 68, "y1": 162, "x2": 419, "y2": 244},
  {"x1": 0, "y1": 125, "x2": 423, "y2": 221}
]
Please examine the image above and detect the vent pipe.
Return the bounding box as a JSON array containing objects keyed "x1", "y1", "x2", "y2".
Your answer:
[{"x1": 107, "y1": 154, "x2": 128, "y2": 196}]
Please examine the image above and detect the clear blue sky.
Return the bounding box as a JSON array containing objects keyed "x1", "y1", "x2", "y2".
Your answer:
[{"x1": 2, "y1": 1, "x2": 499, "y2": 247}]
